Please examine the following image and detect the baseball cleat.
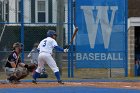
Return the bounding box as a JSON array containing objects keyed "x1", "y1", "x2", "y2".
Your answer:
[
  {"x1": 32, "y1": 80, "x2": 37, "y2": 84},
  {"x1": 58, "y1": 80, "x2": 64, "y2": 84}
]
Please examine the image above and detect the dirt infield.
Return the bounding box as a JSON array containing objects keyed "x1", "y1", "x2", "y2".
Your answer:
[{"x1": 0, "y1": 82, "x2": 140, "y2": 89}]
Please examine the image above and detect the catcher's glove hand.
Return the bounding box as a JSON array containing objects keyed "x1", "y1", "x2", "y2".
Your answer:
[{"x1": 26, "y1": 64, "x2": 36, "y2": 72}]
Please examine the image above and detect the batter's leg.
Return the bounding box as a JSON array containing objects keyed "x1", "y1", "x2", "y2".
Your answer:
[
  {"x1": 45, "y1": 54, "x2": 64, "y2": 84},
  {"x1": 32, "y1": 54, "x2": 45, "y2": 83}
]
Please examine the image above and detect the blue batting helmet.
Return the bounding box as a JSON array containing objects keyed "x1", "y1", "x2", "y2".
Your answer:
[{"x1": 47, "y1": 30, "x2": 57, "y2": 37}]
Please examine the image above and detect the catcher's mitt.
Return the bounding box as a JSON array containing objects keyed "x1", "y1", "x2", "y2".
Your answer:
[{"x1": 27, "y1": 64, "x2": 37, "y2": 72}]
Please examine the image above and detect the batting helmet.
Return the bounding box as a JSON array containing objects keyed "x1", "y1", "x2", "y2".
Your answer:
[
  {"x1": 47, "y1": 30, "x2": 57, "y2": 37},
  {"x1": 12, "y1": 42, "x2": 23, "y2": 50}
]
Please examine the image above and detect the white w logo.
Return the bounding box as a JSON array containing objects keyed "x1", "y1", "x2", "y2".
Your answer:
[{"x1": 81, "y1": 6, "x2": 118, "y2": 49}]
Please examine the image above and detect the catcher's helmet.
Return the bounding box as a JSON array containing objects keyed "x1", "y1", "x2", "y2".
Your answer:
[
  {"x1": 47, "y1": 30, "x2": 57, "y2": 37},
  {"x1": 13, "y1": 42, "x2": 23, "y2": 50}
]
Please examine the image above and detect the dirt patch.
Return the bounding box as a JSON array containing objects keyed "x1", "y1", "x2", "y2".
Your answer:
[{"x1": 0, "y1": 82, "x2": 140, "y2": 89}]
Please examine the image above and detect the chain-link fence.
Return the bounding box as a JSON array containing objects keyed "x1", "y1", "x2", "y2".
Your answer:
[
  {"x1": 0, "y1": 0, "x2": 70, "y2": 80},
  {"x1": 0, "y1": 0, "x2": 127, "y2": 81}
]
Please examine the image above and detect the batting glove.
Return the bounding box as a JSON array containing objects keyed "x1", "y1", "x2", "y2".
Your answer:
[{"x1": 64, "y1": 48, "x2": 69, "y2": 53}]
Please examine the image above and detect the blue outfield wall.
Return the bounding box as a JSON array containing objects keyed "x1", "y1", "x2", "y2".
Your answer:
[{"x1": 75, "y1": 0, "x2": 127, "y2": 68}]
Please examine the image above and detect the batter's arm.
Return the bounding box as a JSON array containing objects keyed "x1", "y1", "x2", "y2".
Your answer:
[{"x1": 54, "y1": 46, "x2": 64, "y2": 52}]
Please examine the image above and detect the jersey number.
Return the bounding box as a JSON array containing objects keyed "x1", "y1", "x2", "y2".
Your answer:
[{"x1": 43, "y1": 40, "x2": 47, "y2": 47}]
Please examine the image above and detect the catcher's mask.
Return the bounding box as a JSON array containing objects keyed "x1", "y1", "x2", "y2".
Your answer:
[{"x1": 12, "y1": 42, "x2": 24, "y2": 51}]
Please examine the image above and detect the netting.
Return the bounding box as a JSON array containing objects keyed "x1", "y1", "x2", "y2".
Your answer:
[{"x1": 0, "y1": 0, "x2": 127, "y2": 81}]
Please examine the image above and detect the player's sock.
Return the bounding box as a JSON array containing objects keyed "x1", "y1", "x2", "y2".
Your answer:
[
  {"x1": 33, "y1": 71, "x2": 40, "y2": 80},
  {"x1": 55, "y1": 72, "x2": 61, "y2": 81}
]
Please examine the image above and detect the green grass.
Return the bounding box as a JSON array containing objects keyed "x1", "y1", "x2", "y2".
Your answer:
[
  {"x1": 0, "y1": 67, "x2": 132, "y2": 81},
  {"x1": 0, "y1": 61, "x2": 137, "y2": 80}
]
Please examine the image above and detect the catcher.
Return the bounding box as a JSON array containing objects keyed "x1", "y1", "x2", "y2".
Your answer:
[{"x1": 5, "y1": 42, "x2": 36, "y2": 83}]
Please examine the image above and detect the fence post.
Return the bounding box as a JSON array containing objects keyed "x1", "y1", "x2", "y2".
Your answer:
[
  {"x1": 21, "y1": 0, "x2": 24, "y2": 62},
  {"x1": 70, "y1": 0, "x2": 74, "y2": 78},
  {"x1": 68, "y1": 0, "x2": 71, "y2": 78},
  {"x1": 56, "y1": 0, "x2": 64, "y2": 75},
  {"x1": 125, "y1": 0, "x2": 128, "y2": 77}
]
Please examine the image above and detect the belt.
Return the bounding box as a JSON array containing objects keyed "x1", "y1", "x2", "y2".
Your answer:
[{"x1": 40, "y1": 51, "x2": 52, "y2": 54}]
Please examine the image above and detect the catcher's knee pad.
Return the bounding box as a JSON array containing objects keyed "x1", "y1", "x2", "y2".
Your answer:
[
  {"x1": 17, "y1": 74, "x2": 28, "y2": 80},
  {"x1": 15, "y1": 67, "x2": 29, "y2": 80}
]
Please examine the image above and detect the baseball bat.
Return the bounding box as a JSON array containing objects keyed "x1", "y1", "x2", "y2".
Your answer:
[
  {"x1": 67, "y1": 27, "x2": 78, "y2": 49},
  {"x1": 66, "y1": 2, "x2": 78, "y2": 49}
]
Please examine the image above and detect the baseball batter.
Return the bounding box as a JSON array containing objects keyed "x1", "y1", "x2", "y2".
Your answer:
[{"x1": 32, "y1": 30, "x2": 68, "y2": 84}]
